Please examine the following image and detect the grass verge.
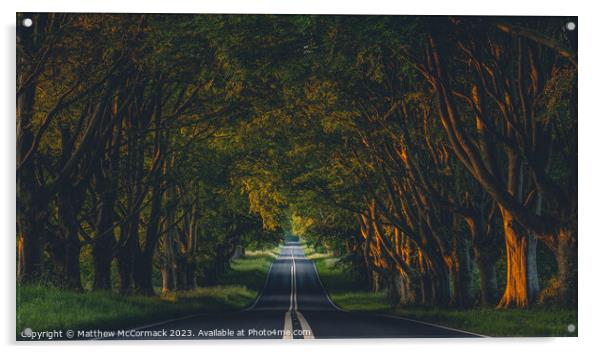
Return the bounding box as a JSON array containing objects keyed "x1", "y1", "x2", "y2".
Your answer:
[
  {"x1": 310, "y1": 245, "x2": 577, "y2": 337},
  {"x1": 16, "y1": 248, "x2": 278, "y2": 334}
]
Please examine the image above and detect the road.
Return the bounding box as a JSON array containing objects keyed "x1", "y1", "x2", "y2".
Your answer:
[{"x1": 119, "y1": 239, "x2": 481, "y2": 340}]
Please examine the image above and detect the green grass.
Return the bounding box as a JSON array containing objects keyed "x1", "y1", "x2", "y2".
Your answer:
[
  {"x1": 314, "y1": 256, "x2": 390, "y2": 312},
  {"x1": 308, "y1": 244, "x2": 577, "y2": 337},
  {"x1": 17, "y1": 248, "x2": 279, "y2": 334},
  {"x1": 391, "y1": 307, "x2": 577, "y2": 337},
  {"x1": 222, "y1": 248, "x2": 279, "y2": 291}
]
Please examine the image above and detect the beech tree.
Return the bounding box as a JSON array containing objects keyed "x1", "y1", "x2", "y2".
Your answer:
[{"x1": 407, "y1": 17, "x2": 577, "y2": 307}]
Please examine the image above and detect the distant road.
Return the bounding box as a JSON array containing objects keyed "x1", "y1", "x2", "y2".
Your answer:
[{"x1": 116, "y1": 239, "x2": 481, "y2": 340}]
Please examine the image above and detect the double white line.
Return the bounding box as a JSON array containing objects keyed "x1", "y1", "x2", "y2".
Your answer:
[{"x1": 283, "y1": 248, "x2": 314, "y2": 339}]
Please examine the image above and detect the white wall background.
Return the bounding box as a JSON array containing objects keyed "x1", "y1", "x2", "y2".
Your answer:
[{"x1": 1, "y1": 1, "x2": 596, "y2": 353}]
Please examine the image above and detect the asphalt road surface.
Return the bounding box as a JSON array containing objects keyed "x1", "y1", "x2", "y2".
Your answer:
[{"x1": 113, "y1": 239, "x2": 481, "y2": 340}]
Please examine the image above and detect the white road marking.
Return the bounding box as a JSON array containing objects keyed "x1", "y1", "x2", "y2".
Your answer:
[
  {"x1": 295, "y1": 312, "x2": 315, "y2": 339},
  {"x1": 282, "y1": 246, "x2": 314, "y2": 339},
  {"x1": 289, "y1": 264, "x2": 295, "y2": 311},
  {"x1": 283, "y1": 311, "x2": 293, "y2": 340},
  {"x1": 379, "y1": 314, "x2": 488, "y2": 338}
]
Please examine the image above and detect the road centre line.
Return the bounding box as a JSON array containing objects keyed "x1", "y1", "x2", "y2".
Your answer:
[{"x1": 282, "y1": 247, "x2": 314, "y2": 339}]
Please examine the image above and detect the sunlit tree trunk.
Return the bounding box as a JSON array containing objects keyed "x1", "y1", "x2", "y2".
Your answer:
[
  {"x1": 497, "y1": 207, "x2": 539, "y2": 308},
  {"x1": 497, "y1": 152, "x2": 539, "y2": 308},
  {"x1": 161, "y1": 262, "x2": 175, "y2": 297},
  {"x1": 391, "y1": 230, "x2": 418, "y2": 305}
]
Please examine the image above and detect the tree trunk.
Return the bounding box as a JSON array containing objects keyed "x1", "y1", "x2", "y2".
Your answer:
[
  {"x1": 230, "y1": 245, "x2": 245, "y2": 261},
  {"x1": 186, "y1": 259, "x2": 198, "y2": 289},
  {"x1": 133, "y1": 175, "x2": 164, "y2": 295},
  {"x1": 371, "y1": 270, "x2": 381, "y2": 292},
  {"x1": 116, "y1": 218, "x2": 137, "y2": 295},
  {"x1": 47, "y1": 233, "x2": 82, "y2": 290},
  {"x1": 420, "y1": 273, "x2": 433, "y2": 305},
  {"x1": 474, "y1": 249, "x2": 498, "y2": 307},
  {"x1": 133, "y1": 253, "x2": 155, "y2": 295},
  {"x1": 116, "y1": 247, "x2": 134, "y2": 294},
  {"x1": 451, "y1": 233, "x2": 473, "y2": 308},
  {"x1": 497, "y1": 207, "x2": 539, "y2": 308},
  {"x1": 431, "y1": 261, "x2": 451, "y2": 307},
  {"x1": 388, "y1": 272, "x2": 402, "y2": 304},
  {"x1": 176, "y1": 258, "x2": 188, "y2": 290},
  {"x1": 540, "y1": 227, "x2": 577, "y2": 307},
  {"x1": 60, "y1": 237, "x2": 83, "y2": 290},
  {"x1": 92, "y1": 92, "x2": 124, "y2": 291},
  {"x1": 467, "y1": 217, "x2": 499, "y2": 307},
  {"x1": 54, "y1": 187, "x2": 83, "y2": 290},
  {"x1": 92, "y1": 244, "x2": 113, "y2": 290},
  {"x1": 401, "y1": 276, "x2": 417, "y2": 305},
  {"x1": 92, "y1": 190, "x2": 117, "y2": 290},
  {"x1": 161, "y1": 264, "x2": 174, "y2": 297},
  {"x1": 555, "y1": 228, "x2": 577, "y2": 307},
  {"x1": 16, "y1": 201, "x2": 47, "y2": 283}
]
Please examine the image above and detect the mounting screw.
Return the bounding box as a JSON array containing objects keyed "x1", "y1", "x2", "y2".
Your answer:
[
  {"x1": 22, "y1": 18, "x2": 33, "y2": 28},
  {"x1": 566, "y1": 22, "x2": 576, "y2": 31}
]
